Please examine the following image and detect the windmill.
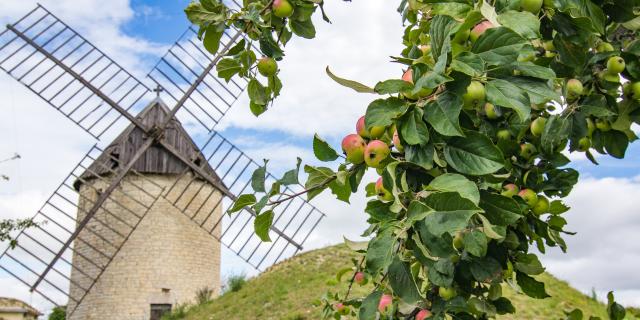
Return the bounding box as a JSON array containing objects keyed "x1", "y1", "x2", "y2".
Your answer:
[{"x1": 0, "y1": 3, "x2": 325, "y2": 319}]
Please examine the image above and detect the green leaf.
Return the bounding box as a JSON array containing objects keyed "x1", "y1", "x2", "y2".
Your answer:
[
  {"x1": 405, "y1": 143, "x2": 434, "y2": 170},
  {"x1": 423, "y1": 192, "x2": 483, "y2": 236},
  {"x1": 365, "y1": 228, "x2": 396, "y2": 274},
  {"x1": 412, "y1": 72, "x2": 452, "y2": 94},
  {"x1": 344, "y1": 236, "x2": 368, "y2": 252},
  {"x1": 228, "y1": 194, "x2": 257, "y2": 214},
  {"x1": 406, "y1": 201, "x2": 434, "y2": 224},
  {"x1": 428, "y1": 173, "x2": 480, "y2": 205},
  {"x1": 430, "y1": 15, "x2": 459, "y2": 63},
  {"x1": 254, "y1": 210, "x2": 274, "y2": 242},
  {"x1": 496, "y1": 10, "x2": 540, "y2": 39},
  {"x1": 203, "y1": 24, "x2": 224, "y2": 54},
  {"x1": 541, "y1": 115, "x2": 572, "y2": 155},
  {"x1": 471, "y1": 27, "x2": 527, "y2": 65},
  {"x1": 515, "y1": 253, "x2": 545, "y2": 275},
  {"x1": 468, "y1": 297, "x2": 497, "y2": 317},
  {"x1": 478, "y1": 192, "x2": 523, "y2": 226},
  {"x1": 325, "y1": 66, "x2": 375, "y2": 93},
  {"x1": 513, "y1": 62, "x2": 556, "y2": 80},
  {"x1": 184, "y1": 1, "x2": 226, "y2": 25},
  {"x1": 444, "y1": 131, "x2": 505, "y2": 175},
  {"x1": 374, "y1": 79, "x2": 413, "y2": 94},
  {"x1": 555, "y1": 0, "x2": 606, "y2": 34},
  {"x1": 470, "y1": 256, "x2": 502, "y2": 283},
  {"x1": 216, "y1": 58, "x2": 241, "y2": 82},
  {"x1": 505, "y1": 76, "x2": 561, "y2": 105},
  {"x1": 289, "y1": 18, "x2": 316, "y2": 39},
  {"x1": 359, "y1": 291, "x2": 383, "y2": 320},
  {"x1": 607, "y1": 291, "x2": 626, "y2": 320},
  {"x1": 388, "y1": 256, "x2": 422, "y2": 304},
  {"x1": 312, "y1": 134, "x2": 339, "y2": 161},
  {"x1": 251, "y1": 161, "x2": 267, "y2": 193},
  {"x1": 399, "y1": 108, "x2": 429, "y2": 145},
  {"x1": 477, "y1": 214, "x2": 504, "y2": 240},
  {"x1": 304, "y1": 165, "x2": 335, "y2": 201},
  {"x1": 464, "y1": 230, "x2": 488, "y2": 257},
  {"x1": 329, "y1": 178, "x2": 352, "y2": 203},
  {"x1": 603, "y1": 130, "x2": 629, "y2": 159},
  {"x1": 485, "y1": 79, "x2": 531, "y2": 122},
  {"x1": 279, "y1": 157, "x2": 301, "y2": 185},
  {"x1": 549, "y1": 200, "x2": 570, "y2": 215},
  {"x1": 365, "y1": 97, "x2": 409, "y2": 129},
  {"x1": 450, "y1": 52, "x2": 485, "y2": 77},
  {"x1": 248, "y1": 79, "x2": 268, "y2": 105},
  {"x1": 516, "y1": 272, "x2": 550, "y2": 298},
  {"x1": 424, "y1": 92, "x2": 465, "y2": 137},
  {"x1": 428, "y1": 259, "x2": 455, "y2": 287}
]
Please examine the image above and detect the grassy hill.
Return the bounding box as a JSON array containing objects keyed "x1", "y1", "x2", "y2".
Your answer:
[{"x1": 177, "y1": 245, "x2": 634, "y2": 320}]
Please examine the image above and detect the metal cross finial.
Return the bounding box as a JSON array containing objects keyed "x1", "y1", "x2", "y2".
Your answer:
[{"x1": 153, "y1": 85, "x2": 164, "y2": 97}]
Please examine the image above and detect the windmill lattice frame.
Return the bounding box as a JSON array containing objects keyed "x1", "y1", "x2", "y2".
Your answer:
[{"x1": 0, "y1": 3, "x2": 325, "y2": 315}]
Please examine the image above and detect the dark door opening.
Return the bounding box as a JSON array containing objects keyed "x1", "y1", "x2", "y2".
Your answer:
[{"x1": 150, "y1": 304, "x2": 172, "y2": 320}]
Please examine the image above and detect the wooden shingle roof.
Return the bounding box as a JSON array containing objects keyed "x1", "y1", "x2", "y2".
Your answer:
[{"x1": 74, "y1": 98, "x2": 223, "y2": 190}]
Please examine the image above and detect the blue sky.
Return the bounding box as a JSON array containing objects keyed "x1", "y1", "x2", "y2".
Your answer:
[{"x1": 0, "y1": 0, "x2": 639, "y2": 313}]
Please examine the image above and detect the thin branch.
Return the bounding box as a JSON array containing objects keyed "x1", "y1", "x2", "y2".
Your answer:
[{"x1": 344, "y1": 256, "x2": 366, "y2": 300}]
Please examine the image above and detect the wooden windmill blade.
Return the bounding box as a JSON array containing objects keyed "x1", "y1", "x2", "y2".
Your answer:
[{"x1": 0, "y1": 5, "x2": 150, "y2": 139}]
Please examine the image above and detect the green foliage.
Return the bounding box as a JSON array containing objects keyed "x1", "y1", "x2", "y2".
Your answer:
[
  {"x1": 1, "y1": 218, "x2": 39, "y2": 249},
  {"x1": 188, "y1": 0, "x2": 639, "y2": 318},
  {"x1": 48, "y1": 306, "x2": 66, "y2": 320},
  {"x1": 196, "y1": 287, "x2": 215, "y2": 305},
  {"x1": 226, "y1": 273, "x2": 247, "y2": 293}
]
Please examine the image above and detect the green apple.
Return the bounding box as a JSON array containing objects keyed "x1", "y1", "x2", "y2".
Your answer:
[
  {"x1": 596, "y1": 42, "x2": 614, "y2": 53},
  {"x1": 601, "y1": 71, "x2": 620, "y2": 83},
  {"x1": 497, "y1": 129, "x2": 512, "y2": 141},
  {"x1": 364, "y1": 140, "x2": 390, "y2": 168},
  {"x1": 577, "y1": 136, "x2": 591, "y2": 151},
  {"x1": 453, "y1": 29, "x2": 470, "y2": 44},
  {"x1": 272, "y1": 0, "x2": 294, "y2": 18},
  {"x1": 341, "y1": 134, "x2": 366, "y2": 164},
  {"x1": 470, "y1": 21, "x2": 493, "y2": 42},
  {"x1": 453, "y1": 232, "x2": 464, "y2": 250},
  {"x1": 484, "y1": 103, "x2": 500, "y2": 119},
  {"x1": 518, "y1": 189, "x2": 539, "y2": 207},
  {"x1": 542, "y1": 40, "x2": 555, "y2": 52},
  {"x1": 502, "y1": 183, "x2": 520, "y2": 198},
  {"x1": 566, "y1": 79, "x2": 583, "y2": 101},
  {"x1": 392, "y1": 130, "x2": 404, "y2": 152},
  {"x1": 439, "y1": 287, "x2": 457, "y2": 301},
  {"x1": 606, "y1": 56, "x2": 625, "y2": 74},
  {"x1": 532, "y1": 195, "x2": 550, "y2": 215},
  {"x1": 463, "y1": 81, "x2": 486, "y2": 109},
  {"x1": 257, "y1": 57, "x2": 277, "y2": 77},
  {"x1": 375, "y1": 177, "x2": 394, "y2": 202},
  {"x1": 630, "y1": 82, "x2": 640, "y2": 101},
  {"x1": 504, "y1": 231, "x2": 520, "y2": 250},
  {"x1": 521, "y1": 0, "x2": 543, "y2": 14},
  {"x1": 530, "y1": 117, "x2": 547, "y2": 137},
  {"x1": 595, "y1": 119, "x2": 611, "y2": 132},
  {"x1": 520, "y1": 143, "x2": 537, "y2": 159},
  {"x1": 586, "y1": 118, "x2": 596, "y2": 136}
]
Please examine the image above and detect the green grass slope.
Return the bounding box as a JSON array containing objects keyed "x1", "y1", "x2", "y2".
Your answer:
[{"x1": 181, "y1": 245, "x2": 632, "y2": 320}]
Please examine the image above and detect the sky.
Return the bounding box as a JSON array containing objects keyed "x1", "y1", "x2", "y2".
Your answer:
[{"x1": 0, "y1": 0, "x2": 639, "y2": 314}]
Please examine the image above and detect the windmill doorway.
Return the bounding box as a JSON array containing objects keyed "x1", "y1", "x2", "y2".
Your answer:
[{"x1": 150, "y1": 304, "x2": 172, "y2": 320}]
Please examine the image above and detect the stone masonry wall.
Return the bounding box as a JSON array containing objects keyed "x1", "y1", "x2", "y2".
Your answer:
[{"x1": 67, "y1": 173, "x2": 222, "y2": 320}]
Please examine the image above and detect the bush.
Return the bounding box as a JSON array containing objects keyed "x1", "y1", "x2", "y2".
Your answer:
[
  {"x1": 195, "y1": 287, "x2": 214, "y2": 305},
  {"x1": 161, "y1": 304, "x2": 188, "y2": 320},
  {"x1": 48, "y1": 306, "x2": 66, "y2": 320},
  {"x1": 225, "y1": 273, "x2": 247, "y2": 293}
]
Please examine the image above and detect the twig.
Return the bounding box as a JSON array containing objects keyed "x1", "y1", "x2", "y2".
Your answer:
[{"x1": 344, "y1": 256, "x2": 366, "y2": 300}]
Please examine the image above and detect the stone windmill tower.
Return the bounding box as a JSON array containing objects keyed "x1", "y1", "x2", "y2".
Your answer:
[
  {"x1": 0, "y1": 4, "x2": 326, "y2": 319},
  {"x1": 68, "y1": 99, "x2": 223, "y2": 319}
]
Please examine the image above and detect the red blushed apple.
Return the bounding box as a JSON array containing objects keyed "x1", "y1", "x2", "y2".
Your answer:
[
  {"x1": 356, "y1": 116, "x2": 386, "y2": 139},
  {"x1": 518, "y1": 188, "x2": 539, "y2": 207},
  {"x1": 470, "y1": 21, "x2": 493, "y2": 42},
  {"x1": 378, "y1": 294, "x2": 393, "y2": 314},
  {"x1": 402, "y1": 69, "x2": 414, "y2": 84},
  {"x1": 416, "y1": 309, "x2": 432, "y2": 320},
  {"x1": 364, "y1": 140, "x2": 390, "y2": 168},
  {"x1": 354, "y1": 272, "x2": 366, "y2": 285},
  {"x1": 375, "y1": 177, "x2": 394, "y2": 202},
  {"x1": 272, "y1": 0, "x2": 294, "y2": 18},
  {"x1": 341, "y1": 134, "x2": 366, "y2": 164},
  {"x1": 501, "y1": 183, "x2": 519, "y2": 198}
]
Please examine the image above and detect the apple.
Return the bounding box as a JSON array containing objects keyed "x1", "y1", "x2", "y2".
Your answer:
[
  {"x1": 402, "y1": 69, "x2": 433, "y2": 100},
  {"x1": 630, "y1": 82, "x2": 640, "y2": 101},
  {"x1": 272, "y1": 0, "x2": 294, "y2": 18},
  {"x1": 501, "y1": 183, "x2": 520, "y2": 198},
  {"x1": 497, "y1": 129, "x2": 512, "y2": 141},
  {"x1": 453, "y1": 232, "x2": 464, "y2": 250},
  {"x1": 354, "y1": 272, "x2": 366, "y2": 285},
  {"x1": 462, "y1": 81, "x2": 486, "y2": 109},
  {"x1": 542, "y1": 40, "x2": 555, "y2": 52},
  {"x1": 518, "y1": 189, "x2": 539, "y2": 207},
  {"x1": 504, "y1": 231, "x2": 520, "y2": 250},
  {"x1": 543, "y1": 0, "x2": 555, "y2": 8},
  {"x1": 606, "y1": 56, "x2": 625, "y2": 74},
  {"x1": 416, "y1": 309, "x2": 432, "y2": 320},
  {"x1": 334, "y1": 303, "x2": 345, "y2": 312},
  {"x1": 596, "y1": 42, "x2": 614, "y2": 52},
  {"x1": 341, "y1": 134, "x2": 366, "y2": 164},
  {"x1": 484, "y1": 103, "x2": 499, "y2": 119},
  {"x1": 566, "y1": 79, "x2": 583, "y2": 100},
  {"x1": 470, "y1": 21, "x2": 493, "y2": 42},
  {"x1": 356, "y1": 116, "x2": 386, "y2": 139},
  {"x1": 365, "y1": 140, "x2": 391, "y2": 168},
  {"x1": 521, "y1": 0, "x2": 543, "y2": 14},
  {"x1": 595, "y1": 118, "x2": 611, "y2": 132},
  {"x1": 402, "y1": 69, "x2": 414, "y2": 84},
  {"x1": 453, "y1": 29, "x2": 470, "y2": 44},
  {"x1": 519, "y1": 143, "x2": 537, "y2": 159},
  {"x1": 532, "y1": 195, "x2": 550, "y2": 215},
  {"x1": 586, "y1": 118, "x2": 596, "y2": 136},
  {"x1": 438, "y1": 287, "x2": 457, "y2": 301},
  {"x1": 378, "y1": 294, "x2": 393, "y2": 314},
  {"x1": 392, "y1": 130, "x2": 404, "y2": 152},
  {"x1": 530, "y1": 117, "x2": 547, "y2": 137},
  {"x1": 257, "y1": 57, "x2": 277, "y2": 77},
  {"x1": 419, "y1": 45, "x2": 431, "y2": 55},
  {"x1": 577, "y1": 137, "x2": 591, "y2": 152},
  {"x1": 375, "y1": 177, "x2": 394, "y2": 202}
]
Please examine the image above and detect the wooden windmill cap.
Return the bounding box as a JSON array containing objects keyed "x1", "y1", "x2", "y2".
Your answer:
[{"x1": 73, "y1": 98, "x2": 224, "y2": 191}]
